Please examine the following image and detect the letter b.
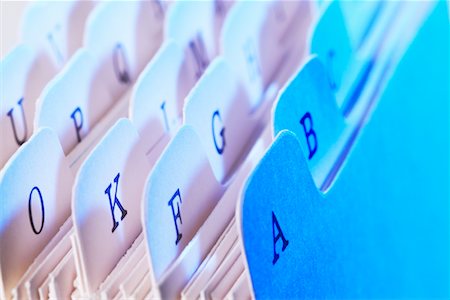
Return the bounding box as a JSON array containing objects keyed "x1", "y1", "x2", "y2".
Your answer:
[{"x1": 299, "y1": 112, "x2": 318, "y2": 160}]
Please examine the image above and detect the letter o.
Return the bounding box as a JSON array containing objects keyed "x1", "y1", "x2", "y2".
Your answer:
[{"x1": 28, "y1": 186, "x2": 45, "y2": 234}]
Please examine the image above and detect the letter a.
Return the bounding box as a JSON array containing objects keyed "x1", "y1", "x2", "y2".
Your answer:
[{"x1": 272, "y1": 211, "x2": 289, "y2": 265}]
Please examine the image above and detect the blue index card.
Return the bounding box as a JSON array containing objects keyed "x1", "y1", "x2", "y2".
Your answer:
[
  {"x1": 310, "y1": 0, "x2": 372, "y2": 111},
  {"x1": 340, "y1": 1, "x2": 383, "y2": 49},
  {"x1": 273, "y1": 56, "x2": 348, "y2": 187},
  {"x1": 239, "y1": 130, "x2": 317, "y2": 298},
  {"x1": 240, "y1": 2, "x2": 449, "y2": 298}
]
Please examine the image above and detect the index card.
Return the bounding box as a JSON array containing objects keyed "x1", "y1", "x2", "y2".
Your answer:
[
  {"x1": 0, "y1": 44, "x2": 56, "y2": 168},
  {"x1": 222, "y1": 0, "x2": 311, "y2": 108},
  {"x1": 273, "y1": 56, "x2": 348, "y2": 187},
  {"x1": 84, "y1": 1, "x2": 164, "y2": 99},
  {"x1": 157, "y1": 134, "x2": 264, "y2": 299},
  {"x1": 0, "y1": 128, "x2": 73, "y2": 299},
  {"x1": 129, "y1": 41, "x2": 184, "y2": 151},
  {"x1": 35, "y1": 49, "x2": 115, "y2": 154},
  {"x1": 310, "y1": 1, "x2": 371, "y2": 110},
  {"x1": 221, "y1": 1, "x2": 273, "y2": 108},
  {"x1": 143, "y1": 125, "x2": 224, "y2": 286},
  {"x1": 240, "y1": 5, "x2": 450, "y2": 298},
  {"x1": 184, "y1": 58, "x2": 253, "y2": 183},
  {"x1": 165, "y1": 0, "x2": 216, "y2": 89},
  {"x1": 340, "y1": 1, "x2": 383, "y2": 49},
  {"x1": 21, "y1": 0, "x2": 94, "y2": 67},
  {"x1": 72, "y1": 118, "x2": 151, "y2": 294}
]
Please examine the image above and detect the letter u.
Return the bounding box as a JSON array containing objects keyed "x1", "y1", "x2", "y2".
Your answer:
[{"x1": 7, "y1": 98, "x2": 28, "y2": 146}]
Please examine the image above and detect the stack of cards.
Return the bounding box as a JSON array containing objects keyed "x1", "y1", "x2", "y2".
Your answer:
[{"x1": 2, "y1": 0, "x2": 447, "y2": 299}]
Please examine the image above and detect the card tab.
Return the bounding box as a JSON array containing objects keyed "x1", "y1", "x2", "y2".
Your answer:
[
  {"x1": 72, "y1": 118, "x2": 151, "y2": 295},
  {"x1": 84, "y1": 1, "x2": 164, "y2": 99},
  {"x1": 340, "y1": 1, "x2": 383, "y2": 48},
  {"x1": 0, "y1": 128, "x2": 73, "y2": 299},
  {"x1": 35, "y1": 49, "x2": 115, "y2": 155},
  {"x1": 143, "y1": 125, "x2": 224, "y2": 283},
  {"x1": 184, "y1": 58, "x2": 254, "y2": 183},
  {"x1": 222, "y1": 1, "x2": 311, "y2": 108},
  {"x1": 261, "y1": 0, "x2": 312, "y2": 86},
  {"x1": 273, "y1": 56, "x2": 347, "y2": 186},
  {"x1": 241, "y1": 4, "x2": 450, "y2": 298},
  {"x1": 157, "y1": 138, "x2": 264, "y2": 299},
  {"x1": 239, "y1": 131, "x2": 316, "y2": 299},
  {"x1": 165, "y1": 0, "x2": 216, "y2": 84},
  {"x1": 221, "y1": 1, "x2": 271, "y2": 107},
  {"x1": 0, "y1": 44, "x2": 57, "y2": 168},
  {"x1": 311, "y1": 1, "x2": 352, "y2": 91},
  {"x1": 310, "y1": 1, "x2": 370, "y2": 109},
  {"x1": 213, "y1": 0, "x2": 234, "y2": 52},
  {"x1": 21, "y1": 0, "x2": 94, "y2": 68},
  {"x1": 129, "y1": 41, "x2": 185, "y2": 151}
]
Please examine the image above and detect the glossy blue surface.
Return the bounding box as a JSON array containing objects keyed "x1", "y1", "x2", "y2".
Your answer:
[{"x1": 241, "y1": 2, "x2": 450, "y2": 298}]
